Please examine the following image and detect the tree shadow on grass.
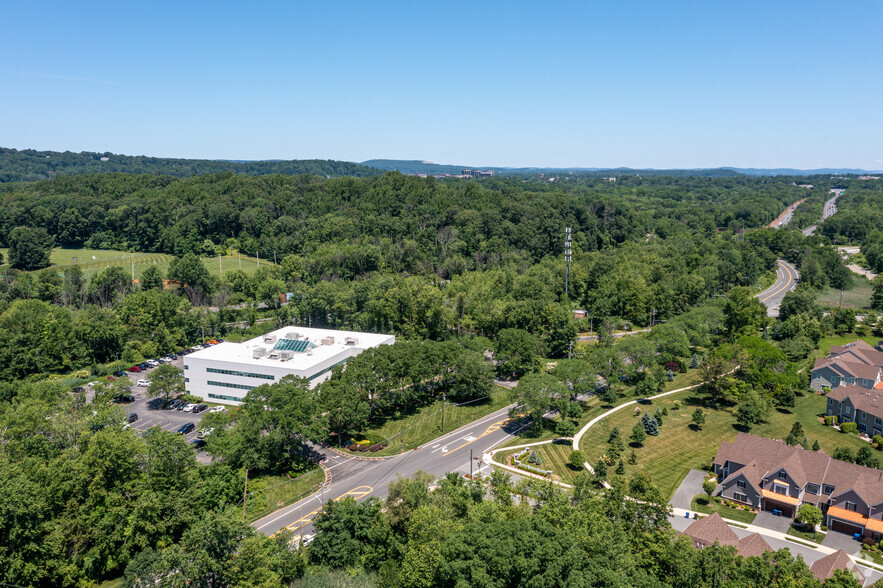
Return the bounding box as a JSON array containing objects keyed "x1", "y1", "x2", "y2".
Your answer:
[
  {"x1": 775, "y1": 407, "x2": 793, "y2": 415},
  {"x1": 688, "y1": 424, "x2": 703, "y2": 432}
]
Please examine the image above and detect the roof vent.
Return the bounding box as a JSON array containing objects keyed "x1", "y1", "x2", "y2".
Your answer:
[
  {"x1": 253, "y1": 347, "x2": 267, "y2": 359},
  {"x1": 344, "y1": 337, "x2": 359, "y2": 346},
  {"x1": 263, "y1": 334, "x2": 277, "y2": 344},
  {"x1": 284, "y1": 332, "x2": 301, "y2": 340},
  {"x1": 321, "y1": 336, "x2": 335, "y2": 345}
]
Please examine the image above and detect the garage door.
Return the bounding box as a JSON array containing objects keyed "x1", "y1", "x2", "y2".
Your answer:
[{"x1": 830, "y1": 518, "x2": 863, "y2": 537}]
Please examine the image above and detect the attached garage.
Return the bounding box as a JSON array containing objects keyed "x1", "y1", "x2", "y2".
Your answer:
[{"x1": 830, "y1": 518, "x2": 864, "y2": 537}]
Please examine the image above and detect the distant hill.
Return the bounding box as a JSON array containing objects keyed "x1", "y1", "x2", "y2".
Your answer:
[
  {"x1": 0, "y1": 148, "x2": 381, "y2": 183},
  {"x1": 363, "y1": 159, "x2": 883, "y2": 178}
]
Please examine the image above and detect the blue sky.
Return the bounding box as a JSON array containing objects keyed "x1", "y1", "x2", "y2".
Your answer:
[{"x1": 2, "y1": 1, "x2": 882, "y2": 169}]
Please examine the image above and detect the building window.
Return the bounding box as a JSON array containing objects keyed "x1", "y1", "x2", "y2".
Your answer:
[
  {"x1": 860, "y1": 423, "x2": 868, "y2": 433},
  {"x1": 846, "y1": 501, "x2": 856, "y2": 512},
  {"x1": 832, "y1": 376, "x2": 839, "y2": 384},
  {"x1": 208, "y1": 393, "x2": 240, "y2": 402},
  {"x1": 865, "y1": 379, "x2": 870, "y2": 386},
  {"x1": 778, "y1": 471, "x2": 787, "y2": 480},
  {"x1": 823, "y1": 484, "x2": 835, "y2": 495},
  {"x1": 207, "y1": 380, "x2": 255, "y2": 391},
  {"x1": 737, "y1": 480, "x2": 746, "y2": 489},
  {"x1": 184, "y1": 364, "x2": 189, "y2": 370},
  {"x1": 207, "y1": 367, "x2": 275, "y2": 380},
  {"x1": 184, "y1": 377, "x2": 189, "y2": 383},
  {"x1": 806, "y1": 484, "x2": 819, "y2": 495},
  {"x1": 875, "y1": 417, "x2": 882, "y2": 426},
  {"x1": 734, "y1": 492, "x2": 748, "y2": 503},
  {"x1": 307, "y1": 359, "x2": 349, "y2": 381},
  {"x1": 845, "y1": 406, "x2": 852, "y2": 415},
  {"x1": 774, "y1": 484, "x2": 788, "y2": 496}
]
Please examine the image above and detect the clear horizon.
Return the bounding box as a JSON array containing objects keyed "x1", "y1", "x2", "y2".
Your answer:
[{"x1": 3, "y1": 1, "x2": 882, "y2": 169}]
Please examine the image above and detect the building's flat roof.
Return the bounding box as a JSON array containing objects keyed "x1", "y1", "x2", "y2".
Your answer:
[{"x1": 186, "y1": 326, "x2": 394, "y2": 371}]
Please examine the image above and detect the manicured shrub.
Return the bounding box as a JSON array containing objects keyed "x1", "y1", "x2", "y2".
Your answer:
[{"x1": 841, "y1": 422, "x2": 858, "y2": 435}]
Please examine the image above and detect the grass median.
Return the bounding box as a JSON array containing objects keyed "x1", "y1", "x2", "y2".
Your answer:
[{"x1": 244, "y1": 468, "x2": 325, "y2": 523}]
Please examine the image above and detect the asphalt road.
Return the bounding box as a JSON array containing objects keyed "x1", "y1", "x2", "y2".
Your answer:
[
  {"x1": 253, "y1": 404, "x2": 528, "y2": 537},
  {"x1": 802, "y1": 193, "x2": 841, "y2": 236},
  {"x1": 756, "y1": 259, "x2": 799, "y2": 317}
]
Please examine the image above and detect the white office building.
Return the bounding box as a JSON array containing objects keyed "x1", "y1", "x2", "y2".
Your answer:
[{"x1": 183, "y1": 326, "x2": 395, "y2": 405}]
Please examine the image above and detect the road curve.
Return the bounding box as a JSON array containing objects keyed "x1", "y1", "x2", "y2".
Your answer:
[{"x1": 755, "y1": 259, "x2": 799, "y2": 318}]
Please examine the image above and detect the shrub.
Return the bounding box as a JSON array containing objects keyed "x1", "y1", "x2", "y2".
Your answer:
[
  {"x1": 841, "y1": 422, "x2": 858, "y2": 435},
  {"x1": 569, "y1": 450, "x2": 587, "y2": 469},
  {"x1": 672, "y1": 401, "x2": 681, "y2": 410},
  {"x1": 824, "y1": 416, "x2": 834, "y2": 426},
  {"x1": 661, "y1": 407, "x2": 668, "y2": 416},
  {"x1": 875, "y1": 435, "x2": 883, "y2": 448}
]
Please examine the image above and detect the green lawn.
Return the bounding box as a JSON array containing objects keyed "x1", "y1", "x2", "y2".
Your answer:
[
  {"x1": 353, "y1": 386, "x2": 513, "y2": 456},
  {"x1": 786, "y1": 525, "x2": 824, "y2": 543},
  {"x1": 498, "y1": 440, "x2": 582, "y2": 483},
  {"x1": 244, "y1": 468, "x2": 324, "y2": 523},
  {"x1": 690, "y1": 495, "x2": 757, "y2": 524},
  {"x1": 0, "y1": 247, "x2": 273, "y2": 280},
  {"x1": 816, "y1": 281, "x2": 873, "y2": 310},
  {"x1": 579, "y1": 388, "x2": 872, "y2": 501}
]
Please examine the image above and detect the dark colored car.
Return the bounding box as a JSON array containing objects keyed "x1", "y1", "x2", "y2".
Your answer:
[
  {"x1": 138, "y1": 362, "x2": 151, "y2": 370},
  {"x1": 113, "y1": 370, "x2": 126, "y2": 377},
  {"x1": 128, "y1": 365, "x2": 141, "y2": 373},
  {"x1": 190, "y1": 439, "x2": 206, "y2": 449},
  {"x1": 126, "y1": 413, "x2": 138, "y2": 423},
  {"x1": 168, "y1": 399, "x2": 183, "y2": 410},
  {"x1": 72, "y1": 386, "x2": 86, "y2": 393},
  {"x1": 113, "y1": 394, "x2": 135, "y2": 403},
  {"x1": 192, "y1": 404, "x2": 208, "y2": 414},
  {"x1": 177, "y1": 402, "x2": 187, "y2": 411},
  {"x1": 177, "y1": 422, "x2": 195, "y2": 435}
]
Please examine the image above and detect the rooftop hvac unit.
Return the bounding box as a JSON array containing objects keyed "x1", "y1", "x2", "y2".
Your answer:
[
  {"x1": 321, "y1": 336, "x2": 335, "y2": 345},
  {"x1": 253, "y1": 347, "x2": 267, "y2": 359},
  {"x1": 263, "y1": 334, "x2": 277, "y2": 344},
  {"x1": 284, "y1": 332, "x2": 301, "y2": 340},
  {"x1": 278, "y1": 350, "x2": 294, "y2": 361},
  {"x1": 344, "y1": 337, "x2": 359, "y2": 346}
]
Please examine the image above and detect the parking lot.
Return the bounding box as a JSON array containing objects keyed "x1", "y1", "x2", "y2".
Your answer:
[{"x1": 85, "y1": 350, "x2": 219, "y2": 464}]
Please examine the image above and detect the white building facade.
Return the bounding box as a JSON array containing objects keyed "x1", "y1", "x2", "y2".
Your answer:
[{"x1": 183, "y1": 327, "x2": 395, "y2": 405}]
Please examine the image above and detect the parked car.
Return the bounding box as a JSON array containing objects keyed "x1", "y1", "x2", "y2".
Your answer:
[
  {"x1": 176, "y1": 422, "x2": 195, "y2": 435},
  {"x1": 209, "y1": 406, "x2": 226, "y2": 413},
  {"x1": 177, "y1": 402, "x2": 187, "y2": 411},
  {"x1": 106, "y1": 375, "x2": 116, "y2": 381},
  {"x1": 113, "y1": 370, "x2": 126, "y2": 377},
  {"x1": 72, "y1": 386, "x2": 86, "y2": 393},
  {"x1": 138, "y1": 363, "x2": 151, "y2": 370},
  {"x1": 146, "y1": 359, "x2": 160, "y2": 367},
  {"x1": 128, "y1": 366, "x2": 142, "y2": 373},
  {"x1": 182, "y1": 403, "x2": 196, "y2": 412},
  {"x1": 197, "y1": 427, "x2": 214, "y2": 439},
  {"x1": 112, "y1": 394, "x2": 134, "y2": 403},
  {"x1": 192, "y1": 404, "x2": 208, "y2": 414},
  {"x1": 169, "y1": 399, "x2": 184, "y2": 410},
  {"x1": 190, "y1": 438, "x2": 206, "y2": 449},
  {"x1": 136, "y1": 379, "x2": 150, "y2": 387},
  {"x1": 125, "y1": 413, "x2": 138, "y2": 423}
]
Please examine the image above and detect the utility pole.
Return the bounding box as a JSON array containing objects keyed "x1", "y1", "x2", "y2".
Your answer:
[
  {"x1": 469, "y1": 449, "x2": 473, "y2": 479},
  {"x1": 564, "y1": 227, "x2": 572, "y2": 297},
  {"x1": 568, "y1": 340, "x2": 573, "y2": 360},
  {"x1": 242, "y1": 468, "x2": 249, "y2": 521},
  {"x1": 840, "y1": 289, "x2": 844, "y2": 308},
  {"x1": 256, "y1": 251, "x2": 259, "y2": 268},
  {"x1": 219, "y1": 254, "x2": 222, "y2": 277},
  {"x1": 650, "y1": 308, "x2": 657, "y2": 328},
  {"x1": 131, "y1": 260, "x2": 135, "y2": 281},
  {"x1": 441, "y1": 393, "x2": 446, "y2": 432},
  {"x1": 239, "y1": 252, "x2": 242, "y2": 270}
]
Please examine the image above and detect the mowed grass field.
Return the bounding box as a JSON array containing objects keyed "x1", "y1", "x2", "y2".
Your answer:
[
  {"x1": 245, "y1": 468, "x2": 325, "y2": 523},
  {"x1": 498, "y1": 440, "x2": 582, "y2": 484},
  {"x1": 816, "y1": 280, "x2": 873, "y2": 310},
  {"x1": 0, "y1": 247, "x2": 274, "y2": 280},
  {"x1": 578, "y1": 388, "x2": 872, "y2": 501}
]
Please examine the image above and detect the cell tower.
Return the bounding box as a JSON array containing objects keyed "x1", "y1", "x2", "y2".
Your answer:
[{"x1": 565, "y1": 227, "x2": 572, "y2": 297}]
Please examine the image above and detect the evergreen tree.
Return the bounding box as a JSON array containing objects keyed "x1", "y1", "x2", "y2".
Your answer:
[
  {"x1": 691, "y1": 408, "x2": 705, "y2": 430},
  {"x1": 812, "y1": 439, "x2": 821, "y2": 451},
  {"x1": 690, "y1": 353, "x2": 700, "y2": 368},
  {"x1": 641, "y1": 412, "x2": 659, "y2": 436},
  {"x1": 631, "y1": 421, "x2": 647, "y2": 445},
  {"x1": 616, "y1": 459, "x2": 626, "y2": 475}
]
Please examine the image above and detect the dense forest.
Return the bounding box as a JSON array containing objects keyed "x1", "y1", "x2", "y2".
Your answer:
[
  {"x1": 0, "y1": 147, "x2": 380, "y2": 183},
  {"x1": 0, "y1": 168, "x2": 880, "y2": 586}
]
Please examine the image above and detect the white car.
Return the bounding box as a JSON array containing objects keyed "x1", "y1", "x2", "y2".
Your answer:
[
  {"x1": 182, "y1": 403, "x2": 196, "y2": 412},
  {"x1": 209, "y1": 406, "x2": 226, "y2": 413},
  {"x1": 197, "y1": 427, "x2": 214, "y2": 439},
  {"x1": 136, "y1": 379, "x2": 150, "y2": 387},
  {"x1": 146, "y1": 360, "x2": 160, "y2": 366}
]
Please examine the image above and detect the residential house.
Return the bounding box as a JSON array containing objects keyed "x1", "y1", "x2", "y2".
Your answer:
[
  {"x1": 811, "y1": 339, "x2": 883, "y2": 393},
  {"x1": 809, "y1": 550, "x2": 865, "y2": 584},
  {"x1": 678, "y1": 512, "x2": 773, "y2": 557},
  {"x1": 714, "y1": 433, "x2": 883, "y2": 540}
]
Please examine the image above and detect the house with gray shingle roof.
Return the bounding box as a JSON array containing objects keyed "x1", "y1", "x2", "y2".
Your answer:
[
  {"x1": 678, "y1": 512, "x2": 772, "y2": 557},
  {"x1": 811, "y1": 339, "x2": 883, "y2": 393},
  {"x1": 809, "y1": 550, "x2": 865, "y2": 584}
]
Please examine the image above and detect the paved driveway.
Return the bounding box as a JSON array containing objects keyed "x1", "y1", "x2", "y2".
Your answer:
[
  {"x1": 752, "y1": 511, "x2": 792, "y2": 534},
  {"x1": 822, "y1": 530, "x2": 863, "y2": 555},
  {"x1": 670, "y1": 469, "x2": 709, "y2": 510}
]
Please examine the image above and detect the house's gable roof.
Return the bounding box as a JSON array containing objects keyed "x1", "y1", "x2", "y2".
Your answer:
[
  {"x1": 813, "y1": 357, "x2": 881, "y2": 381},
  {"x1": 714, "y1": 433, "x2": 883, "y2": 503},
  {"x1": 809, "y1": 549, "x2": 863, "y2": 582},
  {"x1": 735, "y1": 533, "x2": 773, "y2": 558},
  {"x1": 681, "y1": 513, "x2": 739, "y2": 547}
]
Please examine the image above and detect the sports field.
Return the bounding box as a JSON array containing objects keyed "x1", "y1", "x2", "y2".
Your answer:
[{"x1": 0, "y1": 247, "x2": 274, "y2": 279}]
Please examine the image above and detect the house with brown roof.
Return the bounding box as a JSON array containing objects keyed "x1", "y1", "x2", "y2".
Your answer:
[
  {"x1": 809, "y1": 550, "x2": 865, "y2": 584},
  {"x1": 678, "y1": 512, "x2": 773, "y2": 557},
  {"x1": 714, "y1": 433, "x2": 883, "y2": 540},
  {"x1": 826, "y1": 386, "x2": 883, "y2": 437}
]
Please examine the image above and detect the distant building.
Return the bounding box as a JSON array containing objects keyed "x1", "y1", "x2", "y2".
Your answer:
[
  {"x1": 677, "y1": 512, "x2": 772, "y2": 557},
  {"x1": 859, "y1": 176, "x2": 881, "y2": 181},
  {"x1": 462, "y1": 169, "x2": 494, "y2": 178},
  {"x1": 601, "y1": 177, "x2": 616, "y2": 182},
  {"x1": 183, "y1": 326, "x2": 395, "y2": 405}
]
